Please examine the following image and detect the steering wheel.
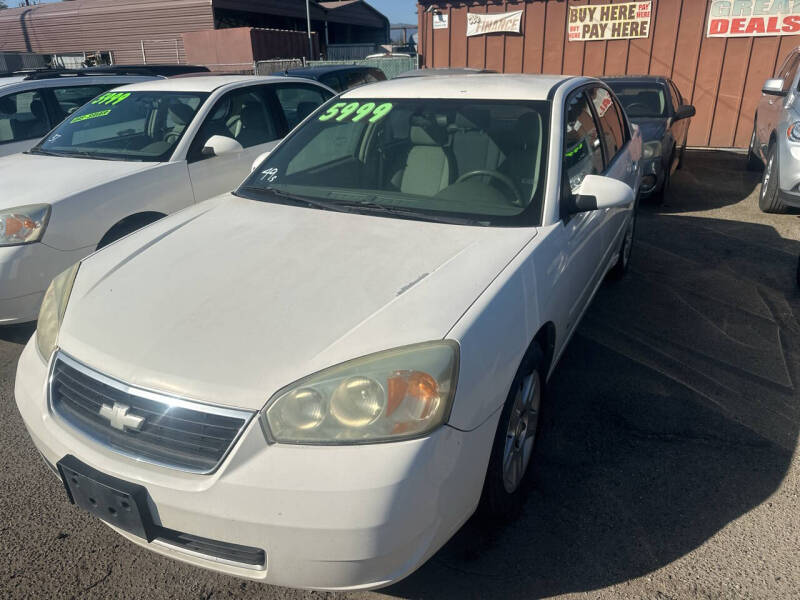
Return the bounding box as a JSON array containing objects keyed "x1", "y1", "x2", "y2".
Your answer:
[
  {"x1": 624, "y1": 102, "x2": 650, "y2": 115},
  {"x1": 454, "y1": 170, "x2": 522, "y2": 206}
]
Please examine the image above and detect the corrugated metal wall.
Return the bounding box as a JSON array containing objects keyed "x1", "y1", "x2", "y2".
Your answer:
[
  {"x1": 0, "y1": 0, "x2": 214, "y2": 65},
  {"x1": 419, "y1": 0, "x2": 800, "y2": 148}
]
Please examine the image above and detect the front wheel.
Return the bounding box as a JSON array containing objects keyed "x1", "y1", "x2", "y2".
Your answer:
[
  {"x1": 478, "y1": 344, "x2": 544, "y2": 521},
  {"x1": 759, "y1": 144, "x2": 788, "y2": 214}
]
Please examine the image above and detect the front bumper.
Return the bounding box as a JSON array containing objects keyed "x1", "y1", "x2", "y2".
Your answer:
[
  {"x1": 15, "y1": 339, "x2": 497, "y2": 591},
  {"x1": 638, "y1": 158, "x2": 665, "y2": 198},
  {"x1": 0, "y1": 242, "x2": 89, "y2": 324}
]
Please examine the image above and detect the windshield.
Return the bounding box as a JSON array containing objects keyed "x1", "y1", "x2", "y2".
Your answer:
[
  {"x1": 32, "y1": 91, "x2": 208, "y2": 162},
  {"x1": 238, "y1": 98, "x2": 550, "y2": 227},
  {"x1": 607, "y1": 83, "x2": 667, "y2": 118}
]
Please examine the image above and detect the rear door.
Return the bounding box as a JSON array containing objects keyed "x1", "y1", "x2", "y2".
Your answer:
[{"x1": 186, "y1": 85, "x2": 283, "y2": 200}]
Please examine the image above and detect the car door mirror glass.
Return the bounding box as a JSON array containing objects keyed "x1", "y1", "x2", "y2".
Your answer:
[
  {"x1": 201, "y1": 134, "x2": 243, "y2": 158},
  {"x1": 762, "y1": 78, "x2": 786, "y2": 96},
  {"x1": 565, "y1": 174, "x2": 634, "y2": 216},
  {"x1": 674, "y1": 104, "x2": 696, "y2": 120}
]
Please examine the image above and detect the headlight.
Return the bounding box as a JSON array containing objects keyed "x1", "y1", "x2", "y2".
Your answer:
[
  {"x1": 788, "y1": 122, "x2": 800, "y2": 142},
  {"x1": 0, "y1": 204, "x2": 50, "y2": 246},
  {"x1": 642, "y1": 141, "x2": 662, "y2": 160},
  {"x1": 36, "y1": 262, "x2": 80, "y2": 361},
  {"x1": 262, "y1": 341, "x2": 459, "y2": 444}
]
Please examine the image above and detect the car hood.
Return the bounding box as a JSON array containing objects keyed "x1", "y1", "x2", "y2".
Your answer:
[
  {"x1": 630, "y1": 117, "x2": 667, "y2": 142},
  {"x1": 0, "y1": 153, "x2": 157, "y2": 210},
  {"x1": 59, "y1": 195, "x2": 536, "y2": 411}
]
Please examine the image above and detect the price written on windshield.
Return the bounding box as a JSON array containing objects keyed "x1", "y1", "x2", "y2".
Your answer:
[{"x1": 318, "y1": 102, "x2": 394, "y2": 123}]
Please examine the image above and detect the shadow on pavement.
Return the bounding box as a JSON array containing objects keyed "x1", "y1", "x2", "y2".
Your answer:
[
  {"x1": 0, "y1": 322, "x2": 36, "y2": 345},
  {"x1": 382, "y1": 188, "x2": 799, "y2": 597}
]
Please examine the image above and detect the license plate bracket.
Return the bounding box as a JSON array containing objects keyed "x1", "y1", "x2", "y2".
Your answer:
[{"x1": 57, "y1": 454, "x2": 156, "y2": 542}]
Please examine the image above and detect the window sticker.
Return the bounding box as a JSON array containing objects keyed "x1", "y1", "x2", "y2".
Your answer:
[
  {"x1": 259, "y1": 167, "x2": 279, "y2": 183},
  {"x1": 70, "y1": 109, "x2": 111, "y2": 124},
  {"x1": 91, "y1": 92, "x2": 131, "y2": 106},
  {"x1": 318, "y1": 101, "x2": 393, "y2": 123}
]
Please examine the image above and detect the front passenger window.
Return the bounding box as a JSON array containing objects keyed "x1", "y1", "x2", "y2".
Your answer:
[
  {"x1": 563, "y1": 91, "x2": 604, "y2": 193},
  {"x1": 190, "y1": 88, "x2": 279, "y2": 160}
]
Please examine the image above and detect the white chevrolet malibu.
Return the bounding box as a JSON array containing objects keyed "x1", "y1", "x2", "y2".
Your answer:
[
  {"x1": 0, "y1": 75, "x2": 333, "y2": 324},
  {"x1": 15, "y1": 75, "x2": 641, "y2": 590}
]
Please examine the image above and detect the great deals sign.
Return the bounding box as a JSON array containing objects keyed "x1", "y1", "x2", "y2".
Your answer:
[{"x1": 707, "y1": 0, "x2": 800, "y2": 37}]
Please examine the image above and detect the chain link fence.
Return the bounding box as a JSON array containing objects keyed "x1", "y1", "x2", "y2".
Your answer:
[
  {"x1": 254, "y1": 59, "x2": 305, "y2": 75},
  {"x1": 306, "y1": 56, "x2": 418, "y2": 79}
]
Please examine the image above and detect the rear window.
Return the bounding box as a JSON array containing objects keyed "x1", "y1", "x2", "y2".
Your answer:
[{"x1": 606, "y1": 82, "x2": 668, "y2": 118}]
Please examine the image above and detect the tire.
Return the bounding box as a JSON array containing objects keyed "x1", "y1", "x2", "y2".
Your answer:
[
  {"x1": 747, "y1": 122, "x2": 763, "y2": 172},
  {"x1": 759, "y1": 144, "x2": 788, "y2": 214},
  {"x1": 653, "y1": 162, "x2": 671, "y2": 205},
  {"x1": 478, "y1": 343, "x2": 545, "y2": 522},
  {"x1": 608, "y1": 205, "x2": 636, "y2": 280}
]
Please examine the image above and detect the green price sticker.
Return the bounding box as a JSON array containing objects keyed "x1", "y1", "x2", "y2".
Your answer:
[
  {"x1": 318, "y1": 101, "x2": 393, "y2": 124},
  {"x1": 91, "y1": 92, "x2": 131, "y2": 106},
  {"x1": 70, "y1": 109, "x2": 111, "y2": 124}
]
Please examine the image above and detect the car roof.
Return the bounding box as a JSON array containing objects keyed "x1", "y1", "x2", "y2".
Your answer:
[
  {"x1": 603, "y1": 75, "x2": 669, "y2": 85},
  {"x1": 285, "y1": 65, "x2": 375, "y2": 76},
  {"x1": 111, "y1": 75, "x2": 306, "y2": 93},
  {"x1": 342, "y1": 74, "x2": 574, "y2": 101},
  {"x1": 0, "y1": 73, "x2": 154, "y2": 92}
]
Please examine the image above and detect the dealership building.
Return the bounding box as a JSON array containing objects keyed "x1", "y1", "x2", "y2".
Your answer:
[{"x1": 418, "y1": 0, "x2": 800, "y2": 148}]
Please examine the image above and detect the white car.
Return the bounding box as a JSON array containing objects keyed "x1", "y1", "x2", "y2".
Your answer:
[
  {"x1": 0, "y1": 70, "x2": 157, "y2": 157},
  {"x1": 15, "y1": 74, "x2": 641, "y2": 590},
  {"x1": 0, "y1": 75, "x2": 333, "y2": 324}
]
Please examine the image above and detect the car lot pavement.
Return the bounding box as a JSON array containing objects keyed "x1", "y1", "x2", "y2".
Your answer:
[{"x1": 1, "y1": 150, "x2": 798, "y2": 599}]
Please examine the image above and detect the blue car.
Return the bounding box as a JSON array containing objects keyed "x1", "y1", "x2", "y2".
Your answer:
[{"x1": 604, "y1": 75, "x2": 695, "y2": 202}]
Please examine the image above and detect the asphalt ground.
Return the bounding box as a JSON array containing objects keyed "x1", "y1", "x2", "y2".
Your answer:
[{"x1": 1, "y1": 150, "x2": 799, "y2": 599}]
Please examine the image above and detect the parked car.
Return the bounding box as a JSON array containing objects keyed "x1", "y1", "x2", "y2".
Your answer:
[
  {"x1": 0, "y1": 75, "x2": 333, "y2": 324},
  {"x1": 749, "y1": 47, "x2": 800, "y2": 213},
  {"x1": 281, "y1": 64, "x2": 386, "y2": 93},
  {"x1": 603, "y1": 75, "x2": 695, "y2": 202},
  {"x1": 84, "y1": 64, "x2": 210, "y2": 77},
  {"x1": 0, "y1": 70, "x2": 157, "y2": 157},
  {"x1": 14, "y1": 74, "x2": 640, "y2": 591}
]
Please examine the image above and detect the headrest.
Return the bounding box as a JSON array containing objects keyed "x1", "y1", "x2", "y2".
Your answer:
[
  {"x1": 168, "y1": 102, "x2": 195, "y2": 126},
  {"x1": 30, "y1": 99, "x2": 45, "y2": 119},
  {"x1": 409, "y1": 117, "x2": 447, "y2": 146},
  {"x1": 296, "y1": 101, "x2": 317, "y2": 122},
  {"x1": 241, "y1": 104, "x2": 267, "y2": 127},
  {"x1": 516, "y1": 111, "x2": 542, "y2": 144},
  {"x1": 0, "y1": 97, "x2": 16, "y2": 115}
]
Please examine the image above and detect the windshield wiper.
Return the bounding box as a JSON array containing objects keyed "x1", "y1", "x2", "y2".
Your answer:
[
  {"x1": 237, "y1": 186, "x2": 354, "y2": 214},
  {"x1": 336, "y1": 198, "x2": 483, "y2": 226},
  {"x1": 26, "y1": 148, "x2": 120, "y2": 161}
]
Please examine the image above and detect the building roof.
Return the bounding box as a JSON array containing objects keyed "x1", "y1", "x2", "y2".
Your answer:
[
  {"x1": 112, "y1": 74, "x2": 296, "y2": 93},
  {"x1": 343, "y1": 74, "x2": 574, "y2": 101}
]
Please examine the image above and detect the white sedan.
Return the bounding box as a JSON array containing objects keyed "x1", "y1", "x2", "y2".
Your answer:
[
  {"x1": 0, "y1": 75, "x2": 333, "y2": 324},
  {"x1": 15, "y1": 74, "x2": 640, "y2": 590}
]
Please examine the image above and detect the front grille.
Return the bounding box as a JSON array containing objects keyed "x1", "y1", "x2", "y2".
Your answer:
[
  {"x1": 156, "y1": 528, "x2": 266, "y2": 569},
  {"x1": 49, "y1": 353, "x2": 254, "y2": 473}
]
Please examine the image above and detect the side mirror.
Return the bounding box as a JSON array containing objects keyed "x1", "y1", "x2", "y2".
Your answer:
[
  {"x1": 251, "y1": 150, "x2": 272, "y2": 173},
  {"x1": 674, "y1": 104, "x2": 696, "y2": 120},
  {"x1": 201, "y1": 135, "x2": 243, "y2": 158},
  {"x1": 762, "y1": 78, "x2": 786, "y2": 96},
  {"x1": 564, "y1": 174, "x2": 634, "y2": 216}
]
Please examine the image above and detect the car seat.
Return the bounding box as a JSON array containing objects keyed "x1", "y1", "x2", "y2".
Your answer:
[{"x1": 396, "y1": 117, "x2": 453, "y2": 196}]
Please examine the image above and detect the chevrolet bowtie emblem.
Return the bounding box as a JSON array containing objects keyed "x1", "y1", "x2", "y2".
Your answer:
[{"x1": 99, "y1": 402, "x2": 145, "y2": 432}]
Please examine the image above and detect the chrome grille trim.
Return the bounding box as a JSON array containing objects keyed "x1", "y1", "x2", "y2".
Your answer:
[{"x1": 48, "y1": 351, "x2": 255, "y2": 474}]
